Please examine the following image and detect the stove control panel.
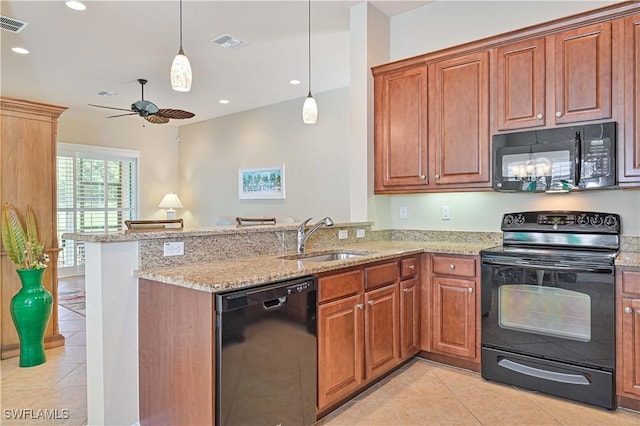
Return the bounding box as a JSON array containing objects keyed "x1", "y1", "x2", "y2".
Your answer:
[{"x1": 502, "y1": 211, "x2": 620, "y2": 233}]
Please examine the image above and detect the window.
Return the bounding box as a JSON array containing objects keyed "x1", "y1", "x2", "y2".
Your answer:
[{"x1": 57, "y1": 143, "x2": 139, "y2": 276}]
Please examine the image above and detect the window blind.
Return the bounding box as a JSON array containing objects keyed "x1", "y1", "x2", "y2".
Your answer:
[{"x1": 57, "y1": 144, "x2": 138, "y2": 275}]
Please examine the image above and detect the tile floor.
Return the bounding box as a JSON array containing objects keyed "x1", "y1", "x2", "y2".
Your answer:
[
  {"x1": 321, "y1": 359, "x2": 640, "y2": 426},
  {"x1": 1, "y1": 277, "x2": 87, "y2": 425},
  {"x1": 2, "y1": 276, "x2": 640, "y2": 426}
]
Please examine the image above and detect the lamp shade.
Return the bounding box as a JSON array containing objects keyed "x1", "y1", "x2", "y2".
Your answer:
[
  {"x1": 170, "y1": 49, "x2": 192, "y2": 92},
  {"x1": 302, "y1": 93, "x2": 317, "y2": 124},
  {"x1": 158, "y1": 193, "x2": 184, "y2": 210}
]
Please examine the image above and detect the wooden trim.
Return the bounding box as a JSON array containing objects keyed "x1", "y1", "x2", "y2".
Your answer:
[
  {"x1": 1, "y1": 334, "x2": 65, "y2": 360},
  {"x1": 416, "y1": 350, "x2": 481, "y2": 373},
  {"x1": 125, "y1": 219, "x2": 183, "y2": 230}
]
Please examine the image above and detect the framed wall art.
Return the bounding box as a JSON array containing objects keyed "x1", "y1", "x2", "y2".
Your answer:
[{"x1": 238, "y1": 165, "x2": 285, "y2": 199}]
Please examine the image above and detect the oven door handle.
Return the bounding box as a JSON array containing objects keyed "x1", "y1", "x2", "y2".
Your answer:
[
  {"x1": 482, "y1": 258, "x2": 612, "y2": 273},
  {"x1": 498, "y1": 358, "x2": 590, "y2": 385}
]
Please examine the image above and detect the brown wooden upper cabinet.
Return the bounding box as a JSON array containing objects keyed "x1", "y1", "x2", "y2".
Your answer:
[
  {"x1": 621, "y1": 13, "x2": 640, "y2": 184},
  {"x1": 374, "y1": 66, "x2": 429, "y2": 189},
  {"x1": 373, "y1": 51, "x2": 490, "y2": 193},
  {"x1": 429, "y1": 51, "x2": 490, "y2": 187},
  {"x1": 495, "y1": 22, "x2": 612, "y2": 131}
]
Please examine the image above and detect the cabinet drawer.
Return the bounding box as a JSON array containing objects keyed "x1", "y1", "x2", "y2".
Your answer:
[
  {"x1": 432, "y1": 255, "x2": 476, "y2": 278},
  {"x1": 401, "y1": 257, "x2": 419, "y2": 278},
  {"x1": 622, "y1": 270, "x2": 640, "y2": 295},
  {"x1": 365, "y1": 262, "x2": 399, "y2": 290},
  {"x1": 318, "y1": 270, "x2": 363, "y2": 303}
]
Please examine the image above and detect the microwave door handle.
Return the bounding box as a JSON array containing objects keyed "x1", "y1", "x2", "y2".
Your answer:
[{"x1": 575, "y1": 131, "x2": 581, "y2": 185}]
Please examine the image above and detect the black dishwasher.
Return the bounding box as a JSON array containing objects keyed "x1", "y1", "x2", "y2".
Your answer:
[{"x1": 215, "y1": 276, "x2": 317, "y2": 426}]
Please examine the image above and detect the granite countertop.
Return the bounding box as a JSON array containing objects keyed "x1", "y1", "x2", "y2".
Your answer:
[
  {"x1": 617, "y1": 251, "x2": 640, "y2": 268},
  {"x1": 135, "y1": 240, "x2": 492, "y2": 293}
]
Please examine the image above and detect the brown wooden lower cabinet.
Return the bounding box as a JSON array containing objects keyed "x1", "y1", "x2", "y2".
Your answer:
[
  {"x1": 138, "y1": 279, "x2": 216, "y2": 425},
  {"x1": 420, "y1": 254, "x2": 481, "y2": 370},
  {"x1": 616, "y1": 267, "x2": 640, "y2": 410},
  {"x1": 317, "y1": 257, "x2": 420, "y2": 413},
  {"x1": 317, "y1": 292, "x2": 364, "y2": 410},
  {"x1": 364, "y1": 283, "x2": 400, "y2": 379}
]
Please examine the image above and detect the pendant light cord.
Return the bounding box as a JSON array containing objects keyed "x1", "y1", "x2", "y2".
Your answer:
[
  {"x1": 308, "y1": 0, "x2": 311, "y2": 96},
  {"x1": 179, "y1": 0, "x2": 183, "y2": 49}
]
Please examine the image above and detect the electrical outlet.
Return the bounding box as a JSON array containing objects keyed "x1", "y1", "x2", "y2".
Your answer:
[
  {"x1": 399, "y1": 206, "x2": 408, "y2": 219},
  {"x1": 338, "y1": 229, "x2": 348, "y2": 240},
  {"x1": 442, "y1": 205, "x2": 451, "y2": 220},
  {"x1": 163, "y1": 242, "x2": 184, "y2": 256},
  {"x1": 356, "y1": 229, "x2": 365, "y2": 238}
]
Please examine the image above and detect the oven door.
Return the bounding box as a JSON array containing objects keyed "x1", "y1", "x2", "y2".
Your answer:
[
  {"x1": 481, "y1": 257, "x2": 614, "y2": 368},
  {"x1": 480, "y1": 255, "x2": 615, "y2": 409}
]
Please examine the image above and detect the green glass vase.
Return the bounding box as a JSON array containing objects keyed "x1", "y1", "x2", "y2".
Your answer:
[{"x1": 10, "y1": 268, "x2": 53, "y2": 367}]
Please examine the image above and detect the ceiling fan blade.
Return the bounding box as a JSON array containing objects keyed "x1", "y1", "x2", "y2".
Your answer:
[
  {"x1": 145, "y1": 115, "x2": 170, "y2": 124},
  {"x1": 107, "y1": 112, "x2": 138, "y2": 118},
  {"x1": 89, "y1": 104, "x2": 133, "y2": 113},
  {"x1": 156, "y1": 109, "x2": 195, "y2": 119}
]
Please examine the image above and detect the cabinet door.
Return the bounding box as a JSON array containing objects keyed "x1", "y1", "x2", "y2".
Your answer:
[
  {"x1": 400, "y1": 277, "x2": 420, "y2": 360},
  {"x1": 374, "y1": 66, "x2": 429, "y2": 189},
  {"x1": 620, "y1": 297, "x2": 640, "y2": 398},
  {"x1": 495, "y1": 37, "x2": 546, "y2": 130},
  {"x1": 364, "y1": 284, "x2": 399, "y2": 379},
  {"x1": 317, "y1": 293, "x2": 364, "y2": 410},
  {"x1": 432, "y1": 276, "x2": 476, "y2": 359},
  {"x1": 553, "y1": 22, "x2": 612, "y2": 124},
  {"x1": 430, "y1": 52, "x2": 490, "y2": 186},
  {"x1": 622, "y1": 13, "x2": 640, "y2": 183}
]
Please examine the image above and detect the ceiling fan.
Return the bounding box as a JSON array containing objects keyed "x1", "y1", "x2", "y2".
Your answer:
[{"x1": 89, "y1": 78, "x2": 195, "y2": 124}]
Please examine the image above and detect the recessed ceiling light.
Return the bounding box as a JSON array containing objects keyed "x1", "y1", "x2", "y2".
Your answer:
[
  {"x1": 11, "y1": 47, "x2": 29, "y2": 55},
  {"x1": 219, "y1": 99, "x2": 230, "y2": 104},
  {"x1": 65, "y1": 1, "x2": 86, "y2": 11},
  {"x1": 289, "y1": 80, "x2": 301, "y2": 85}
]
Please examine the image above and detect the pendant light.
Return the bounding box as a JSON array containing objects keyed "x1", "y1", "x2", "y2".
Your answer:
[
  {"x1": 170, "y1": 0, "x2": 192, "y2": 92},
  {"x1": 302, "y1": 0, "x2": 317, "y2": 124}
]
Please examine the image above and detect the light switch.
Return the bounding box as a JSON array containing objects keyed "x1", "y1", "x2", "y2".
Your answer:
[{"x1": 399, "y1": 206, "x2": 408, "y2": 219}]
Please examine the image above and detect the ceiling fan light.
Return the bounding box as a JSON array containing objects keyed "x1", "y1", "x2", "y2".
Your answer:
[
  {"x1": 302, "y1": 93, "x2": 317, "y2": 124},
  {"x1": 170, "y1": 49, "x2": 192, "y2": 92}
]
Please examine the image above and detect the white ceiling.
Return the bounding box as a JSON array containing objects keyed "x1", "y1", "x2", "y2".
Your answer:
[{"x1": 0, "y1": 1, "x2": 431, "y2": 126}]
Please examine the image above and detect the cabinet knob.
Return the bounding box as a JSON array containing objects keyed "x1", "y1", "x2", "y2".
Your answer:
[
  {"x1": 536, "y1": 114, "x2": 543, "y2": 120},
  {"x1": 408, "y1": 265, "x2": 415, "y2": 270},
  {"x1": 357, "y1": 303, "x2": 363, "y2": 310},
  {"x1": 368, "y1": 300, "x2": 375, "y2": 306},
  {"x1": 420, "y1": 175, "x2": 426, "y2": 179},
  {"x1": 449, "y1": 264, "x2": 455, "y2": 270},
  {"x1": 468, "y1": 287, "x2": 474, "y2": 293},
  {"x1": 434, "y1": 174, "x2": 440, "y2": 179},
  {"x1": 624, "y1": 306, "x2": 633, "y2": 314},
  {"x1": 403, "y1": 288, "x2": 410, "y2": 293},
  {"x1": 555, "y1": 111, "x2": 562, "y2": 118}
]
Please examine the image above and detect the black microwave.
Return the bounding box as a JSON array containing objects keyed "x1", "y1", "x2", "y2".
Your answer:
[{"x1": 492, "y1": 122, "x2": 616, "y2": 192}]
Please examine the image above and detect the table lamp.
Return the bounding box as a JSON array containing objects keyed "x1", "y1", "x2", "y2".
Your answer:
[{"x1": 158, "y1": 193, "x2": 183, "y2": 220}]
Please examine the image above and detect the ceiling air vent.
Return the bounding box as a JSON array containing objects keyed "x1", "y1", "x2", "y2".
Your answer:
[
  {"x1": 212, "y1": 34, "x2": 247, "y2": 49},
  {"x1": 1, "y1": 15, "x2": 28, "y2": 33}
]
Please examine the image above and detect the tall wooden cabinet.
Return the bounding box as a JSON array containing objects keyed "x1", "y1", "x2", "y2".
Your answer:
[
  {"x1": 616, "y1": 267, "x2": 640, "y2": 411},
  {"x1": 1, "y1": 97, "x2": 66, "y2": 359}
]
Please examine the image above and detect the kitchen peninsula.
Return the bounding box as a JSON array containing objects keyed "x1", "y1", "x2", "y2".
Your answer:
[
  {"x1": 64, "y1": 222, "x2": 640, "y2": 425},
  {"x1": 64, "y1": 222, "x2": 497, "y2": 425}
]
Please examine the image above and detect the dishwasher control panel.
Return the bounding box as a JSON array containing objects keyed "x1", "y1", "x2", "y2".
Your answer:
[{"x1": 287, "y1": 280, "x2": 315, "y2": 294}]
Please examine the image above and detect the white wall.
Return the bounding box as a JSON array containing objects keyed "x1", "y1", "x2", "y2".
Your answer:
[
  {"x1": 178, "y1": 87, "x2": 351, "y2": 227},
  {"x1": 57, "y1": 109, "x2": 180, "y2": 220},
  {"x1": 378, "y1": 0, "x2": 640, "y2": 236}
]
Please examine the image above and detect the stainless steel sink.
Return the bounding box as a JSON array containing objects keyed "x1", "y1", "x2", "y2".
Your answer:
[{"x1": 280, "y1": 251, "x2": 372, "y2": 262}]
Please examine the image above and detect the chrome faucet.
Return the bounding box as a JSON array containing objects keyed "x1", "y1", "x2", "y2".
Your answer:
[{"x1": 297, "y1": 217, "x2": 334, "y2": 254}]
